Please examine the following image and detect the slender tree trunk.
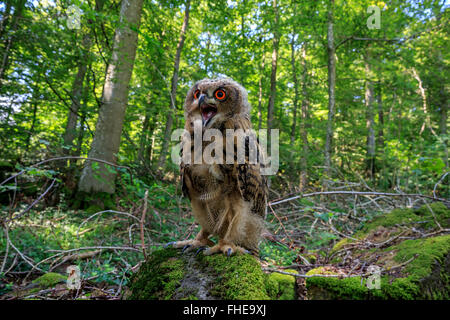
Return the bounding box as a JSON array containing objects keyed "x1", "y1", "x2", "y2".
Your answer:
[
  {"x1": 299, "y1": 44, "x2": 309, "y2": 190},
  {"x1": 324, "y1": 0, "x2": 336, "y2": 185},
  {"x1": 138, "y1": 96, "x2": 155, "y2": 165},
  {"x1": 25, "y1": 102, "x2": 38, "y2": 152},
  {"x1": 63, "y1": 36, "x2": 92, "y2": 155},
  {"x1": 74, "y1": 78, "x2": 91, "y2": 158},
  {"x1": 376, "y1": 84, "x2": 384, "y2": 154},
  {"x1": 0, "y1": 1, "x2": 12, "y2": 40},
  {"x1": 267, "y1": 0, "x2": 279, "y2": 135},
  {"x1": 157, "y1": 0, "x2": 191, "y2": 170},
  {"x1": 257, "y1": 52, "x2": 265, "y2": 131},
  {"x1": 138, "y1": 114, "x2": 150, "y2": 163},
  {"x1": 290, "y1": 34, "x2": 299, "y2": 143},
  {"x1": 437, "y1": 51, "x2": 449, "y2": 169},
  {"x1": 0, "y1": 0, "x2": 25, "y2": 88},
  {"x1": 75, "y1": 110, "x2": 86, "y2": 157},
  {"x1": 78, "y1": 0, "x2": 144, "y2": 194},
  {"x1": 364, "y1": 51, "x2": 376, "y2": 180},
  {"x1": 204, "y1": 31, "x2": 211, "y2": 74}
]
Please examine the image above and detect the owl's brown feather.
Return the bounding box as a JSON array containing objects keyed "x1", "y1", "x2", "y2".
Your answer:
[{"x1": 174, "y1": 78, "x2": 268, "y2": 256}]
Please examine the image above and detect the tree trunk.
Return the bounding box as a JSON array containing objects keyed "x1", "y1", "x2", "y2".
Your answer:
[
  {"x1": 266, "y1": 0, "x2": 279, "y2": 134},
  {"x1": 0, "y1": 0, "x2": 25, "y2": 88},
  {"x1": 63, "y1": 35, "x2": 92, "y2": 155},
  {"x1": 138, "y1": 98, "x2": 156, "y2": 167},
  {"x1": 257, "y1": 52, "x2": 265, "y2": 131},
  {"x1": 376, "y1": 84, "x2": 384, "y2": 155},
  {"x1": 364, "y1": 51, "x2": 376, "y2": 180},
  {"x1": 25, "y1": 102, "x2": 38, "y2": 152},
  {"x1": 0, "y1": 1, "x2": 12, "y2": 40},
  {"x1": 290, "y1": 33, "x2": 299, "y2": 144},
  {"x1": 299, "y1": 44, "x2": 309, "y2": 190},
  {"x1": 157, "y1": 0, "x2": 191, "y2": 170},
  {"x1": 324, "y1": 0, "x2": 336, "y2": 185},
  {"x1": 78, "y1": 0, "x2": 144, "y2": 194},
  {"x1": 437, "y1": 51, "x2": 448, "y2": 169}
]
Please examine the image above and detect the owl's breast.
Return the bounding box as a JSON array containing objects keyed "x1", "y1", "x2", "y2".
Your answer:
[{"x1": 189, "y1": 164, "x2": 225, "y2": 201}]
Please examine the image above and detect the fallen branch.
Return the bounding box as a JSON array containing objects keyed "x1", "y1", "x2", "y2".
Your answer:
[
  {"x1": 4, "y1": 178, "x2": 57, "y2": 223},
  {"x1": 140, "y1": 190, "x2": 149, "y2": 259},
  {"x1": 263, "y1": 255, "x2": 417, "y2": 279},
  {"x1": 269, "y1": 191, "x2": 449, "y2": 206}
]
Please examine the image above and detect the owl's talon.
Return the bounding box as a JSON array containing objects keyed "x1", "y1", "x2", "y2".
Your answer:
[
  {"x1": 195, "y1": 247, "x2": 206, "y2": 256},
  {"x1": 227, "y1": 248, "x2": 232, "y2": 257},
  {"x1": 164, "y1": 241, "x2": 175, "y2": 248},
  {"x1": 182, "y1": 245, "x2": 191, "y2": 253}
]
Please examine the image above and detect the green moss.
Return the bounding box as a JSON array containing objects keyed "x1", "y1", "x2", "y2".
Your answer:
[
  {"x1": 198, "y1": 252, "x2": 271, "y2": 299},
  {"x1": 127, "y1": 248, "x2": 295, "y2": 300},
  {"x1": 307, "y1": 235, "x2": 450, "y2": 300},
  {"x1": 32, "y1": 272, "x2": 67, "y2": 288},
  {"x1": 266, "y1": 269, "x2": 297, "y2": 300},
  {"x1": 331, "y1": 238, "x2": 353, "y2": 253},
  {"x1": 360, "y1": 203, "x2": 450, "y2": 236},
  {"x1": 127, "y1": 248, "x2": 185, "y2": 300}
]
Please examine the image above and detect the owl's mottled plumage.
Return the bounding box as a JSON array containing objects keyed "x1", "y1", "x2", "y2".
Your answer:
[{"x1": 171, "y1": 77, "x2": 268, "y2": 256}]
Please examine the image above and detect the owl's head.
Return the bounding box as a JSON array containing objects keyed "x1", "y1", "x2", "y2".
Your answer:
[{"x1": 183, "y1": 77, "x2": 250, "y2": 129}]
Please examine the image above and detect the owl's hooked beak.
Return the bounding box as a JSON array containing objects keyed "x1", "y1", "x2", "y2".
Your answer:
[{"x1": 199, "y1": 95, "x2": 217, "y2": 127}]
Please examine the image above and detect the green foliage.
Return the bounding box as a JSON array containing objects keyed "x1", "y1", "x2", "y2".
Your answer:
[{"x1": 259, "y1": 241, "x2": 299, "y2": 266}]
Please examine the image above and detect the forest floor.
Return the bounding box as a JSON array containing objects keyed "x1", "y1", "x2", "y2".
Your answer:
[{"x1": 0, "y1": 172, "x2": 449, "y2": 300}]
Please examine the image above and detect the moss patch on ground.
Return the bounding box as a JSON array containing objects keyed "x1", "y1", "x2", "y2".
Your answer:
[
  {"x1": 265, "y1": 269, "x2": 297, "y2": 300},
  {"x1": 358, "y1": 202, "x2": 450, "y2": 235},
  {"x1": 126, "y1": 248, "x2": 297, "y2": 300},
  {"x1": 32, "y1": 272, "x2": 67, "y2": 287},
  {"x1": 307, "y1": 203, "x2": 450, "y2": 300}
]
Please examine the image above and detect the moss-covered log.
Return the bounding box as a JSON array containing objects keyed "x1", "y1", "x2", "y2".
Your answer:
[
  {"x1": 125, "y1": 248, "x2": 297, "y2": 300},
  {"x1": 306, "y1": 203, "x2": 450, "y2": 300}
]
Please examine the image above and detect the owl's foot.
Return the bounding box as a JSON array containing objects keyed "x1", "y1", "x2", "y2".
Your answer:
[
  {"x1": 203, "y1": 240, "x2": 250, "y2": 257},
  {"x1": 165, "y1": 230, "x2": 214, "y2": 253},
  {"x1": 166, "y1": 236, "x2": 214, "y2": 253}
]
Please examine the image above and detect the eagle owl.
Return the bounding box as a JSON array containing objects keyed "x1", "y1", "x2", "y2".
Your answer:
[{"x1": 169, "y1": 78, "x2": 268, "y2": 256}]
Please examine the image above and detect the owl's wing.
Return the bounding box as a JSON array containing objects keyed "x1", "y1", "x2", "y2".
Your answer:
[
  {"x1": 236, "y1": 136, "x2": 268, "y2": 219},
  {"x1": 225, "y1": 116, "x2": 268, "y2": 219}
]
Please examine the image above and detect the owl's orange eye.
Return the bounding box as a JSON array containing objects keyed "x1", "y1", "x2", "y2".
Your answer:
[
  {"x1": 193, "y1": 89, "x2": 200, "y2": 100},
  {"x1": 214, "y1": 89, "x2": 226, "y2": 101}
]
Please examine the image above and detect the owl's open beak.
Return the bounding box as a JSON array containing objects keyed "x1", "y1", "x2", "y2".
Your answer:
[{"x1": 199, "y1": 96, "x2": 217, "y2": 127}]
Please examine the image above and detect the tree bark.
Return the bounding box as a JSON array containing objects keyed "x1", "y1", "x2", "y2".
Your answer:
[
  {"x1": 266, "y1": 0, "x2": 280, "y2": 134},
  {"x1": 324, "y1": 0, "x2": 336, "y2": 185},
  {"x1": 0, "y1": 1, "x2": 12, "y2": 40},
  {"x1": 257, "y1": 51, "x2": 265, "y2": 131},
  {"x1": 0, "y1": 0, "x2": 25, "y2": 88},
  {"x1": 376, "y1": 84, "x2": 384, "y2": 155},
  {"x1": 157, "y1": 0, "x2": 191, "y2": 170},
  {"x1": 78, "y1": 0, "x2": 144, "y2": 194},
  {"x1": 437, "y1": 51, "x2": 448, "y2": 169},
  {"x1": 364, "y1": 51, "x2": 376, "y2": 180},
  {"x1": 299, "y1": 44, "x2": 309, "y2": 190},
  {"x1": 290, "y1": 33, "x2": 299, "y2": 144},
  {"x1": 63, "y1": 35, "x2": 92, "y2": 155}
]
